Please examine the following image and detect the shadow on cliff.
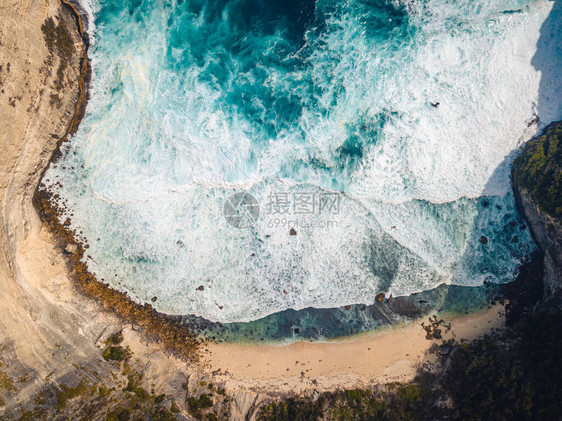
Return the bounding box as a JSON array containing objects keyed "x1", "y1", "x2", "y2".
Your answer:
[
  {"x1": 532, "y1": 0, "x2": 562, "y2": 126},
  {"x1": 484, "y1": 0, "x2": 562, "y2": 195}
]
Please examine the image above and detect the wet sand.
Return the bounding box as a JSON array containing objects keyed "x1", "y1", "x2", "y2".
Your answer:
[{"x1": 204, "y1": 305, "x2": 504, "y2": 394}]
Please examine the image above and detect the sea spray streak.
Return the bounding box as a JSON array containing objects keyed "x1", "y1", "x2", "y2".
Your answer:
[{"x1": 44, "y1": 0, "x2": 560, "y2": 322}]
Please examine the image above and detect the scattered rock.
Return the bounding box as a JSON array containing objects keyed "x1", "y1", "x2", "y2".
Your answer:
[
  {"x1": 375, "y1": 292, "x2": 385, "y2": 302},
  {"x1": 430, "y1": 101, "x2": 440, "y2": 108},
  {"x1": 294, "y1": 328, "x2": 300, "y2": 334},
  {"x1": 428, "y1": 343, "x2": 440, "y2": 354},
  {"x1": 439, "y1": 344, "x2": 452, "y2": 356},
  {"x1": 64, "y1": 243, "x2": 77, "y2": 254},
  {"x1": 344, "y1": 305, "x2": 351, "y2": 310},
  {"x1": 388, "y1": 294, "x2": 393, "y2": 304},
  {"x1": 480, "y1": 235, "x2": 488, "y2": 245},
  {"x1": 151, "y1": 296, "x2": 157, "y2": 302},
  {"x1": 422, "y1": 315, "x2": 451, "y2": 341},
  {"x1": 196, "y1": 285, "x2": 205, "y2": 291},
  {"x1": 289, "y1": 228, "x2": 297, "y2": 236}
]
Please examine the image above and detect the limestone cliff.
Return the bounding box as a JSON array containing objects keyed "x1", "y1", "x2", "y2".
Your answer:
[{"x1": 513, "y1": 121, "x2": 562, "y2": 297}]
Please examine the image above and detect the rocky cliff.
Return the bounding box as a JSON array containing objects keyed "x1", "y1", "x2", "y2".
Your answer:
[{"x1": 513, "y1": 121, "x2": 562, "y2": 297}]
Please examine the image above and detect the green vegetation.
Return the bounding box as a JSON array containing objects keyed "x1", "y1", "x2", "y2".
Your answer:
[
  {"x1": 170, "y1": 401, "x2": 180, "y2": 413},
  {"x1": 258, "y1": 384, "x2": 439, "y2": 421},
  {"x1": 124, "y1": 373, "x2": 150, "y2": 401},
  {"x1": 56, "y1": 380, "x2": 89, "y2": 409},
  {"x1": 102, "y1": 345, "x2": 132, "y2": 362},
  {"x1": 101, "y1": 331, "x2": 132, "y2": 362},
  {"x1": 40, "y1": 16, "x2": 76, "y2": 95},
  {"x1": 443, "y1": 303, "x2": 562, "y2": 420},
  {"x1": 14, "y1": 368, "x2": 180, "y2": 420},
  {"x1": 187, "y1": 393, "x2": 214, "y2": 419},
  {"x1": 513, "y1": 121, "x2": 562, "y2": 219},
  {"x1": 0, "y1": 364, "x2": 16, "y2": 407},
  {"x1": 0, "y1": 366, "x2": 16, "y2": 393},
  {"x1": 106, "y1": 331, "x2": 125, "y2": 345},
  {"x1": 106, "y1": 408, "x2": 131, "y2": 421},
  {"x1": 258, "y1": 397, "x2": 324, "y2": 421}
]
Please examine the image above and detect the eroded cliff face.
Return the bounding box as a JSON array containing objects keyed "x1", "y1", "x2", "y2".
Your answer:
[
  {"x1": 513, "y1": 183, "x2": 562, "y2": 296},
  {"x1": 513, "y1": 121, "x2": 562, "y2": 298}
]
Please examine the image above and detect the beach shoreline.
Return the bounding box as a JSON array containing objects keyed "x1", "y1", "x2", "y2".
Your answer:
[{"x1": 202, "y1": 303, "x2": 505, "y2": 395}]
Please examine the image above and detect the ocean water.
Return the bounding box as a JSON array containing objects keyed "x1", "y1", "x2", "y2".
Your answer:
[{"x1": 43, "y1": 0, "x2": 560, "y2": 325}]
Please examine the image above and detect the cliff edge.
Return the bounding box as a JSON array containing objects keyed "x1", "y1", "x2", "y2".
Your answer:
[{"x1": 513, "y1": 121, "x2": 562, "y2": 297}]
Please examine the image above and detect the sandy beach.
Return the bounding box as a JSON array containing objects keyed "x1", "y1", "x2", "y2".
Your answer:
[
  {"x1": 0, "y1": 0, "x2": 512, "y2": 417},
  {"x1": 204, "y1": 305, "x2": 504, "y2": 394}
]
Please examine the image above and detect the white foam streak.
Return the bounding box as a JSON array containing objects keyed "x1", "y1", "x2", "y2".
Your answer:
[{"x1": 44, "y1": 0, "x2": 557, "y2": 322}]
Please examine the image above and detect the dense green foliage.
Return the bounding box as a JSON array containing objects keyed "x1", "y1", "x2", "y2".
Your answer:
[
  {"x1": 513, "y1": 121, "x2": 562, "y2": 219},
  {"x1": 187, "y1": 393, "x2": 215, "y2": 420},
  {"x1": 257, "y1": 383, "x2": 440, "y2": 421},
  {"x1": 40, "y1": 16, "x2": 76, "y2": 94},
  {"x1": 106, "y1": 331, "x2": 125, "y2": 345},
  {"x1": 55, "y1": 380, "x2": 89, "y2": 409},
  {"x1": 102, "y1": 345, "x2": 131, "y2": 362},
  {"x1": 443, "y1": 304, "x2": 562, "y2": 420},
  {"x1": 258, "y1": 396, "x2": 325, "y2": 421}
]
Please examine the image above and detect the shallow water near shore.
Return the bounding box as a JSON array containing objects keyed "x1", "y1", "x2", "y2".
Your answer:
[
  {"x1": 186, "y1": 281, "x2": 507, "y2": 343},
  {"x1": 42, "y1": 0, "x2": 561, "y2": 338}
]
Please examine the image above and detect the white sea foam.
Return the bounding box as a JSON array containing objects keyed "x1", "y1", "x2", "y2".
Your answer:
[{"x1": 44, "y1": 0, "x2": 559, "y2": 322}]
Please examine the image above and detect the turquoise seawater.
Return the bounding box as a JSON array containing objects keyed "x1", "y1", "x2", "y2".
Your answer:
[{"x1": 44, "y1": 0, "x2": 561, "y2": 334}]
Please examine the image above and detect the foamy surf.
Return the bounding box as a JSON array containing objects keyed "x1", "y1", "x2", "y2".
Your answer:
[{"x1": 43, "y1": 0, "x2": 560, "y2": 323}]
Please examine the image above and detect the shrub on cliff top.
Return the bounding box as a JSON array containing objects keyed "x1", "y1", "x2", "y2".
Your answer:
[
  {"x1": 513, "y1": 121, "x2": 562, "y2": 219},
  {"x1": 102, "y1": 345, "x2": 131, "y2": 362}
]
